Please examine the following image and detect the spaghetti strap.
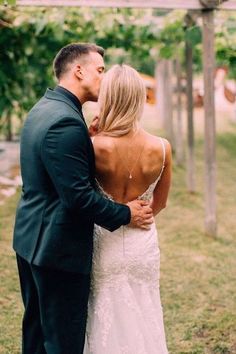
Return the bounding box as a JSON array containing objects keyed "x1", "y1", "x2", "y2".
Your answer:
[
  {"x1": 160, "y1": 138, "x2": 166, "y2": 170},
  {"x1": 158, "y1": 138, "x2": 166, "y2": 179},
  {"x1": 136, "y1": 138, "x2": 166, "y2": 200}
]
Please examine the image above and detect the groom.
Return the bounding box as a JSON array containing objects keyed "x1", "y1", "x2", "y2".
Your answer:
[{"x1": 13, "y1": 43, "x2": 153, "y2": 354}]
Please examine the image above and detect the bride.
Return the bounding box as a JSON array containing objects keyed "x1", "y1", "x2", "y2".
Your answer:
[{"x1": 84, "y1": 64, "x2": 172, "y2": 354}]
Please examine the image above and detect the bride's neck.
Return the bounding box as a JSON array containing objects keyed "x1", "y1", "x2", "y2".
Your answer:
[{"x1": 126, "y1": 125, "x2": 141, "y2": 137}]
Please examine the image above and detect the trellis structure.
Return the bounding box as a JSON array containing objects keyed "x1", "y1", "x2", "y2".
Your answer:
[
  {"x1": 15, "y1": 0, "x2": 236, "y2": 9},
  {"x1": 14, "y1": 0, "x2": 236, "y2": 236}
]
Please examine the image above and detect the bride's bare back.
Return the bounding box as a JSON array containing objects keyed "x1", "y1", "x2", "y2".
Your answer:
[{"x1": 93, "y1": 128, "x2": 172, "y2": 215}]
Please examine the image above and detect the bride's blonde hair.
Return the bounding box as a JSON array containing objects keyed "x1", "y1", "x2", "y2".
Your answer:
[{"x1": 98, "y1": 64, "x2": 146, "y2": 136}]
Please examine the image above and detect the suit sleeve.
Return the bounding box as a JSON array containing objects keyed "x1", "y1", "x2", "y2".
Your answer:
[{"x1": 40, "y1": 117, "x2": 131, "y2": 231}]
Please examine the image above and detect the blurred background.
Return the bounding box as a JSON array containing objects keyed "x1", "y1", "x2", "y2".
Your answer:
[{"x1": 0, "y1": 4, "x2": 236, "y2": 354}]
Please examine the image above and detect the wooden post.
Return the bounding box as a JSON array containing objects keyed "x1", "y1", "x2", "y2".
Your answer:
[
  {"x1": 233, "y1": 81, "x2": 236, "y2": 123},
  {"x1": 202, "y1": 9, "x2": 217, "y2": 236},
  {"x1": 175, "y1": 58, "x2": 184, "y2": 166},
  {"x1": 165, "y1": 60, "x2": 175, "y2": 147},
  {"x1": 185, "y1": 38, "x2": 195, "y2": 192},
  {"x1": 156, "y1": 60, "x2": 166, "y2": 130},
  {"x1": 156, "y1": 60, "x2": 175, "y2": 148},
  {"x1": 6, "y1": 111, "x2": 13, "y2": 142}
]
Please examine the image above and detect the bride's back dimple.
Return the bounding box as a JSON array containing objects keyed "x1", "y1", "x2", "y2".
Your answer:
[{"x1": 93, "y1": 131, "x2": 165, "y2": 203}]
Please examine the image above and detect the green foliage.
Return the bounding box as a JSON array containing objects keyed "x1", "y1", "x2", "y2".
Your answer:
[
  {"x1": 0, "y1": 7, "x2": 162, "y2": 139},
  {"x1": 186, "y1": 25, "x2": 202, "y2": 47},
  {"x1": 215, "y1": 16, "x2": 236, "y2": 78},
  {"x1": 0, "y1": 9, "x2": 65, "y2": 138},
  {"x1": 1, "y1": 7, "x2": 236, "y2": 139},
  {"x1": 157, "y1": 20, "x2": 185, "y2": 59}
]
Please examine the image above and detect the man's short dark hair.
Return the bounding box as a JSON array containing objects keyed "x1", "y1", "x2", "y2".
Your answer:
[{"x1": 53, "y1": 43, "x2": 105, "y2": 80}]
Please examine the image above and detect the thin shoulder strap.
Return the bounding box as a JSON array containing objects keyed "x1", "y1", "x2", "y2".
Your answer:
[
  {"x1": 157, "y1": 138, "x2": 166, "y2": 181},
  {"x1": 160, "y1": 137, "x2": 166, "y2": 169},
  {"x1": 91, "y1": 136, "x2": 95, "y2": 143}
]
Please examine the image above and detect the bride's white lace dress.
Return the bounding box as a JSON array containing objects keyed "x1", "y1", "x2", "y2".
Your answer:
[{"x1": 84, "y1": 139, "x2": 168, "y2": 354}]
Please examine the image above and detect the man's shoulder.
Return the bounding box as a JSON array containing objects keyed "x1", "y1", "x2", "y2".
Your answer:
[
  {"x1": 34, "y1": 92, "x2": 78, "y2": 114},
  {"x1": 22, "y1": 94, "x2": 85, "y2": 143},
  {"x1": 27, "y1": 92, "x2": 82, "y2": 122}
]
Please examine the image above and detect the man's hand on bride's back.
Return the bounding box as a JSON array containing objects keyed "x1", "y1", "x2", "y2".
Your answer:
[{"x1": 127, "y1": 200, "x2": 153, "y2": 229}]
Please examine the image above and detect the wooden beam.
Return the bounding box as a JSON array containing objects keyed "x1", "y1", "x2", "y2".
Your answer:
[
  {"x1": 200, "y1": 0, "x2": 228, "y2": 9},
  {"x1": 219, "y1": 1, "x2": 236, "y2": 10},
  {"x1": 202, "y1": 9, "x2": 217, "y2": 237},
  {"x1": 15, "y1": 0, "x2": 236, "y2": 10}
]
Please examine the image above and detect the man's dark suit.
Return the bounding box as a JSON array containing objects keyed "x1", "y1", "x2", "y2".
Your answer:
[{"x1": 13, "y1": 87, "x2": 130, "y2": 354}]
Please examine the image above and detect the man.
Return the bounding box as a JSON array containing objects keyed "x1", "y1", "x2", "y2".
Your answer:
[{"x1": 13, "y1": 43, "x2": 153, "y2": 354}]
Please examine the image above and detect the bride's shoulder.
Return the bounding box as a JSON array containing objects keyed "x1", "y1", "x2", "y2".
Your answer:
[
  {"x1": 143, "y1": 131, "x2": 171, "y2": 152},
  {"x1": 91, "y1": 134, "x2": 115, "y2": 155},
  {"x1": 142, "y1": 132, "x2": 172, "y2": 164}
]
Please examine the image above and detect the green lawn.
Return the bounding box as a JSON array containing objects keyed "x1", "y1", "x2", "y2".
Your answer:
[
  {"x1": 0, "y1": 192, "x2": 22, "y2": 354},
  {"x1": 159, "y1": 130, "x2": 236, "y2": 353},
  {"x1": 0, "y1": 124, "x2": 236, "y2": 353}
]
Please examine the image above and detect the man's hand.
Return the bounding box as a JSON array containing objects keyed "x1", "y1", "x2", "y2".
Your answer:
[
  {"x1": 127, "y1": 200, "x2": 153, "y2": 229},
  {"x1": 88, "y1": 116, "x2": 99, "y2": 137}
]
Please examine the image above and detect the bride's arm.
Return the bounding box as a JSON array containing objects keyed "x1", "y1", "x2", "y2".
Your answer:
[{"x1": 150, "y1": 139, "x2": 172, "y2": 216}]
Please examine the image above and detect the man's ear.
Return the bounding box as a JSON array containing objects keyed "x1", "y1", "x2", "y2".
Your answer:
[{"x1": 74, "y1": 64, "x2": 83, "y2": 80}]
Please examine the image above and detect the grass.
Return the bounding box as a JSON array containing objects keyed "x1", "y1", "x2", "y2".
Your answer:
[
  {"x1": 158, "y1": 129, "x2": 236, "y2": 353},
  {"x1": 0, "y1": 193, "x2": 22, "y2": 354},
  {"x1": 0, "y1": 112, "x2": 236, "y2": 353}
]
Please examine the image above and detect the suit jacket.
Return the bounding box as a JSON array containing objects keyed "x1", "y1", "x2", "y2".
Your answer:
[{"x1": 13, "y1": 88, "x2": 130, "y2": 274}]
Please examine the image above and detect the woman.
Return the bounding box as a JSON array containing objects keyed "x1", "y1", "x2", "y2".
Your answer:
[{"x1": 84, "y1": 64, "x2": 172, "y2": 353}]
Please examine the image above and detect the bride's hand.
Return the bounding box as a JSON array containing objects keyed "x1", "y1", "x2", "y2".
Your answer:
[
  {"x1": 89, "y1": 116, "x2": 100, "y2": 137},
  {"x1": 127, "y1": 200, "x2": 154, "y2": 230}
]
